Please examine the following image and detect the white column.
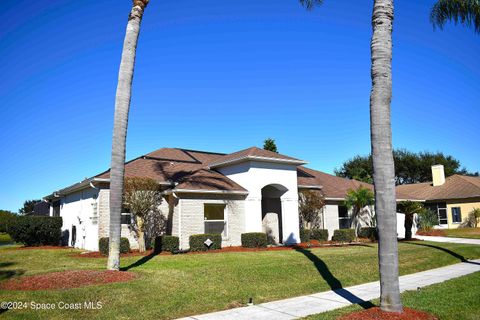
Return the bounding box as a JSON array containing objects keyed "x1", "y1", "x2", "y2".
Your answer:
[{"x1": 281, "y1": 198, "x2": 300, "y2": 244}]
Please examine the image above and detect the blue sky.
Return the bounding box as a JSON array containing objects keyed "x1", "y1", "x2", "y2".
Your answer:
[{"x1": 1, "y1": 0, "x2": 479, "y2": 212}]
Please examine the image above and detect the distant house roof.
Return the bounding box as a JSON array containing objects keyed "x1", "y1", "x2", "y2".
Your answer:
[
  {"x1": 396, "y1": 174, "x2": 480, "y2": 201},
  {"x1": 46, "y1": 147, "x2": 370, "y2": 199}
]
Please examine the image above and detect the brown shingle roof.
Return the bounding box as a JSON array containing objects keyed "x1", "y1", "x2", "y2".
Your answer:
[
  {"x1": 209, "y1": 146, "x2": 306, "y2": 168},
  {"x1": 298, "y1": 166, "x2": 373, "y2": 199},
  {"x1": 396, "y1": 174, "x2": 480, "y2": 201}
]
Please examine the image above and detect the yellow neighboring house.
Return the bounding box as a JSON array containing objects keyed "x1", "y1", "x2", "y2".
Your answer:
[{"x1": 396, "y1": 165, "x2": 480, "y2": 229}]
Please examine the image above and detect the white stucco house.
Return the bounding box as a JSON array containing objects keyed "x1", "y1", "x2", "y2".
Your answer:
[{"x1": 44, "y1": 147, "x2": 377, "y2": 251}]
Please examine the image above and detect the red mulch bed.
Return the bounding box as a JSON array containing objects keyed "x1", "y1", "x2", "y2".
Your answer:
[
  {"x1": 338, "y1": 307, "x2": 438, "y2": 320},
  {"x1": 416, "y1": 230, "x2": 446, "y2": 237},
  {"x1": 72, "y1": 241, "x2": 367, "y2": 258},
  {"x1": 0, "y1": 270, "x2": 136, "y2": 291}
]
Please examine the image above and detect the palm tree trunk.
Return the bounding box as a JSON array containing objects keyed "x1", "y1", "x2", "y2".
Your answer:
[
  {"x1": 107, "y1": 0, "x2": 149, "y2": 271},
  {"x1": 370, "y1": 0, "x2": 402, "y2": 312},
  {"x1": 404, "y1": 213, "x2": 413, "y2": 240}
]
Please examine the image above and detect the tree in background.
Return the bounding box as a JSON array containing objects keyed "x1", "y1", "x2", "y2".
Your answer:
[
  {"x1": 108, "y1": 0, "x2": 149, "y2": 270},
  {"x1": 263, "y1": 138, "x2": 278, "y2": 153},
  {"x1": 298, "y1": 190, "x2": 325, "y2": 229},
  {"x1": 335, "y1": 149, "x2": 476, "y2": 185},
  {"x1": 123, "y1": 177, "x2": 163, "y2": 252},
  {"x1": 397, "y1": 201, "x2": 424, "y2": 240},
  {"x1": 0, "y1": 210, "x2": 16, "y2": 233},
  {"x1": 18, "y1": 200, "x2": 41, "y2": 215},
  {"x1": 431, "y1": 0, "x2": 480, "y2": 33},
  {"x1": 344, "y1": 187, "x2": 375, "y2": 236}
]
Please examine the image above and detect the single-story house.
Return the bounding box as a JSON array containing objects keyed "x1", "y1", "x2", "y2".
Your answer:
[
  {"x1": 396, "y1": 164, "x2": 480, "y2": 230},
  {"x1": 44, "y1": 147, "x2": 376, "y2": 251}
]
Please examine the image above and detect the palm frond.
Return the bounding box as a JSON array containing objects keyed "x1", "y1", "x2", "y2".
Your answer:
[
  {"x1": 299, "y1": 0, "x2": 323, "y2": 11},
  {"x1": 431, "y1": 0, "x2": 480, "y2": 33}
]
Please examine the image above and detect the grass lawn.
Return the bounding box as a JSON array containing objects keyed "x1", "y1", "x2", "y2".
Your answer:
[
  {"x1": 305, "y1": 271, "x2": 480, "y2": 320},
  {"x1": 0, "y1": 233, "x2": 13, "y2": 245},
  {"x1": 443, "y1": 227, "x2": 480, "y2": 239},
  {"x1": 1, "y1": 241, "x2": 480, "y2": 319}
]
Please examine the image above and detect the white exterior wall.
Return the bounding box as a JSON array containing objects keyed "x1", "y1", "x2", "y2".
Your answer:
[
  {"x1": 219, "y1": 161, "x2": 300, "y2": 244},
  {"x1": 323, "y1": 204, "x2": 340, "y2": 240},
  {"x1": 58, "y1": 187, "x2": 100, "y2": 251}
]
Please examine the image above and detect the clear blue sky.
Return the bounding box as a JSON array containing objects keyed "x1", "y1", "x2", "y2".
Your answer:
[{"x1": 1, "y1": 0, "x2": 479, "y2": 212}]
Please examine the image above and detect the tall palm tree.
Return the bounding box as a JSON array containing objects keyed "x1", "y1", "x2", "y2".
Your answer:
[
  {"x1": 431, "y1": 0, "x2": 480, "y2": 33},
  {"x1": 108, "y1": 0, "x2": 149, "y2": 271},
  {"x1": 300, "y1": 0, "x2": 402, "y2": 312}
]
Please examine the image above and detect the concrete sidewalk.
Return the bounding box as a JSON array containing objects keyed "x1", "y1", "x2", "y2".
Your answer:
[
  {"x1": 178, "y1": 259, "x2": 480, "y2": 320},
  {"x1": 414, "y1": 235, "x2": 480, "y2": 245}
]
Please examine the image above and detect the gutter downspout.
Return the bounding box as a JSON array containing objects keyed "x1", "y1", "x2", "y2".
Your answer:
[{"x1": 172, "y1": 183, "x2": 181, "y2": 248}]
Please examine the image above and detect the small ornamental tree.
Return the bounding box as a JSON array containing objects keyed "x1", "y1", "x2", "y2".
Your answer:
[
  {"x1": 397, "y1": 201, "x2": 424, "y2": 240},
  {"x1": 263, "y1": 138, "x2": 278, "y2": 153},
  {"x1": 123, "y1": 177, "x2": 162, "y2": 252},
  {"x1": 298, "y1": 190, "x2": 325, "y2": 229},
  {"x1": 344, "y1": 186, "x2": 375, "y2": 237},
  {"x1": 18, "y1": 199, "x2": 41, "y2": 215}
]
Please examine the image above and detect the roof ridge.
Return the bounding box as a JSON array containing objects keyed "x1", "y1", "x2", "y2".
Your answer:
[{"x1": 176, "y1": 148, "x2": 226, "y2": 155}]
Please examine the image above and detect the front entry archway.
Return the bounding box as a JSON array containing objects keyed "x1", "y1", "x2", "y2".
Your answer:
[{"x1": 261, "y1": 184, "x2": 287, "y2": 244}]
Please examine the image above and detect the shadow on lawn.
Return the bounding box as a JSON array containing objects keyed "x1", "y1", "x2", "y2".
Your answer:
[
  {"x1": 403, "y1": 241, "x2": 480, "y2": 265},
  {"x1": 295, "y1": 248, "x2": 375, "y2": 309},
  {"x1": 121, "y1": 252, "x2": 157, "y2": 271},
  {"x1": 0, "y1": 262, "x2": 24, "y2": 282}
]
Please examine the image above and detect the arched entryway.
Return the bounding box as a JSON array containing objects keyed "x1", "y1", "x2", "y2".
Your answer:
[{"x1": 261, "y1": 184, "x2": 288, "y2": 244}]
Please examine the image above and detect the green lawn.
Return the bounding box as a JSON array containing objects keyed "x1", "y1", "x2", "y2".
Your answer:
[
  {"x1": 305, "y1": 271, "x2": 480, "y2": 320},
  {"x1": 0, "y1": 233, "x2": 13, "y2": 245},
  {"x1": 0, "y1": 241, "x2": 479, "y2": 319},
  {"x1": 443, "y1": 227, "x2": 480, "y2": 239}
]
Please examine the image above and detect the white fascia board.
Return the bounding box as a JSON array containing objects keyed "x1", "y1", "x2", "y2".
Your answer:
[
  {"x1": 209, "y1": 156, "x2": 307, "y2": 169},
  {"x1": 164, "y1": 189, "x2": 249, "y2": 195},
  {"x1": 298, "y1": 185, "x2": 323, "y2": 190}
]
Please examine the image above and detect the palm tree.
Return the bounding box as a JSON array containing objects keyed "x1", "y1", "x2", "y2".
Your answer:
[
  {"x1": 431, "y1": 0, "x2": 480, "y2": 33},
  {"x1": 107, "y1": 0, "x2": 149, "y2": 271},
  {"x1": 300, "y1": 0, "x2": 403, "y2": 313},
  {"x1": 344, "y1": 187, "x2": 375, "y2": 237},
  {"x1": 397, "y1": 201, "x2": 423, "y2": 240}
]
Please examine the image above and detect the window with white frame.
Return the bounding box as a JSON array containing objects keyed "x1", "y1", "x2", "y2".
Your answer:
[
  {"x1": 204, "y1": 204, "x2": 227, "y2": 237},
  {"x1": 338, "y1": 206, "x2": 350, "y2": 229}
]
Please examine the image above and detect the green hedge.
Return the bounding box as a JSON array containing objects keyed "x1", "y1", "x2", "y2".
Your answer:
[
  {"x1": 310, "y1": 229, "x2": 329, "y2": 241},
  {"x1": 300, "y1": 229, "x2": 311, "y2": 242},
  {"x1": 99, "y1": 237, "x2": 131, "y2": 255},
  {"x1": 241, "y1": 232, "x2": 267, "y2": 248},
  {"x1": 8, "y1": 216, "x2": 62, "y2": 246},
  {"x1": 358, "y1": 227, "x2": 378, "y2": 241},
  {"x1": 331, "y1": 229, "x2": 355, "y2": 243},
  {"x1": 154, "y1": 235, "x2": 179, "y2": 253},
  {"x1": 189, "y1": 234, "x2": 222, "y2": 251}
]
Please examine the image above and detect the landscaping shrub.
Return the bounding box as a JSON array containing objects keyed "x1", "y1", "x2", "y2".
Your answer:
[
  {"x1": 310, "y1": 229, "x2": 329, "y2": 241},
  {"x1": 8, "y1": 216, "x2": 62, "y2": 246},
  {"x1": 300, "y1": 229, "x2": 311, "y2": 242},
  {"x1": 99, "y1": 237, "x2": 131, "y2": 255},
  {"x1": 189, "y1": 234, "x2": 222, "y2": 251},
  {"x1": 0, "y1": 210, "x2": 16, "y2": 233},
  {"x1": 154, "y1": 235, "x2": 179, "y2": 253},
  {"x1": 358, "y1": 227, "x2": 378, "y2": 241},
  {"x1": 241, "y1": 232, "x2": 267, "y2": 248},
  {"x1": 417, "y1": 208, "x2": 439, "y2": 231},
  {"x1": 331, "y1": 229, "x2": 355, "y2": 243}
]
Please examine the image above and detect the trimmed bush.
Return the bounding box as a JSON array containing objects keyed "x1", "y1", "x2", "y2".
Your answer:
[
  {"x1": 154, "y1": 235, "x2": 179, "y2": 253},
  {"x1": 331, "y1": 229, "x2": 355, "y2": 243},
  {"x1": 8, "y1": 216, "x2": 62, "y2": 246},
  {"x1": 300, "y1": 229, "x2": 311, "y2": 242},
  {"x1": 99, "y1": 237, "x2": 131, "y2": 255},
  {"x1": 358, "y1": 227, "x2": 378, "y2": 241},
  {"x1": 310, "y1": 229, "x2": 329, "y2": 241},
  {"x1": 241, "y1": 232, "x2": 267, "y2": 248},
  {"x1": 189, "y1": 234, "x2": 222, "y2": 251}
]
